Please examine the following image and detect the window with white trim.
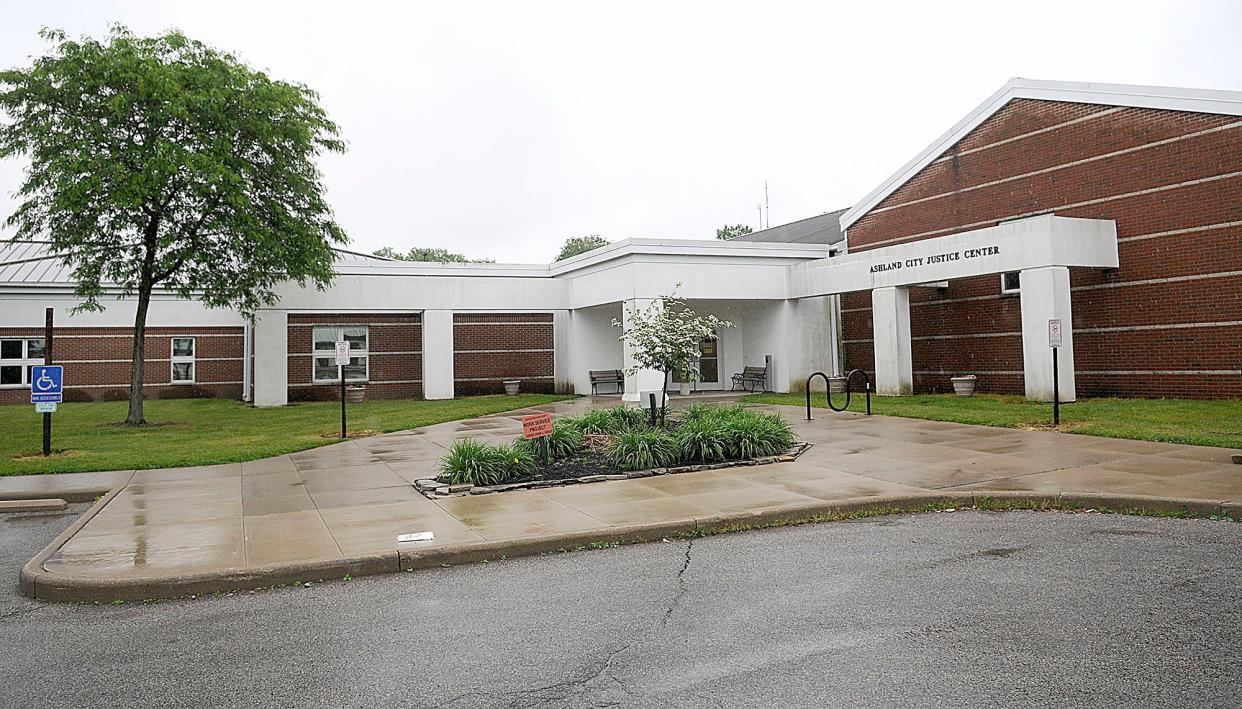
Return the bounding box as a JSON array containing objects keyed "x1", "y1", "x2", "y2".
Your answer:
[
  {"x1": 170, "y1": 337, "x2": 196, "y2": 384},
  {"x1": 312, "y1": 326, "x2": 368, "y2": 382},
  {"x1": 0, "y1": 338, "x2": 45, "y2": 388},
  {"x1": 1000, "y1": 271, "x2": 1021, "y2": 295}
]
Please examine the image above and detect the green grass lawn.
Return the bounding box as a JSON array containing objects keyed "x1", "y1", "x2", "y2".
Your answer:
[
  {"x1": 0, "y1": 394, "x2": 571, "y2": 476},
  {"x1": 740, "y1": 392, "x2": 1242, "y2": 449}
]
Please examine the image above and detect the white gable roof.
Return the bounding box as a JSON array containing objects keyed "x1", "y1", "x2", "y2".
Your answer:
[{"x1": 839, "y1": 78, "x2": 1242, "y2": 232}]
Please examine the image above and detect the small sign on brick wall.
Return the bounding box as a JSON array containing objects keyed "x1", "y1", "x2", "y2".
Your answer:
[{"x1": 522, "y1": 412, "x2": 553, "y2": 439}]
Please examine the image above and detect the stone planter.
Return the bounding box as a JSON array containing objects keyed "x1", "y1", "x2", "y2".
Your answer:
[
  {"x1": 503, "y1": 379, "x2": 521, "y2": 396},
  {"x1": 345, "y1": 385, "x2": 366, "y2": 404},
  {"x1": 951, "y1": 375, "x2": 977, "y2": 397},
  {"x1": 828, "y1": 376, "x2": 848, "y2": 394},
  {"x1": 679, "y1": 381, "x2": 691, "y2": 396}
]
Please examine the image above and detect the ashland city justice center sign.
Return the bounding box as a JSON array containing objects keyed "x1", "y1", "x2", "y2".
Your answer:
[{"x1": 869, "y1": 245, "x2": 1001, "y2": 274}]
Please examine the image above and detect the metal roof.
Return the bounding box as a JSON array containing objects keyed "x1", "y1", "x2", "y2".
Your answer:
[
  {"x1": 728, "y1": 209, "x2": 848, "y2": 246},
  {"x1": 0, "y1": 240, "x2": 392, "y2": 286}
]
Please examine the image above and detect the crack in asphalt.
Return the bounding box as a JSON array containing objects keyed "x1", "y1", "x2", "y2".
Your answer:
[
  {"x1": 419, "y1": 539, "x2": 696, "y2": 708},
  {"x1": 661, "y1": 536, "x2": 695, "y2": 629}
]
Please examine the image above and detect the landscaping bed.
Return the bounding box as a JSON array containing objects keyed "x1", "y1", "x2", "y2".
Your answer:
[{"x1": 417, "y1": 403, "x2": 809, "y2": 498}]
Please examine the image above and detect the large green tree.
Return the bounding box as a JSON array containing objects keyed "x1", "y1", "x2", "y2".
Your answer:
[
  {"x1": 716, "y1": 224, "x2": 753, "y2": 240},
  {"x1": 0, "y1": 27, "x2": 347, "y2": 425},
  {"x1": 372, "y1": 246, "x2": 493, "y2": 263},
  {"x1": 556, "y1": 235, "x2": 608, "y2": 261}
]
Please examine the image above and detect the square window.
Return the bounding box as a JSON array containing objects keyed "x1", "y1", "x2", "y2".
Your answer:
[
  {"x1": 172, "y1": 337, "x2": 195, "y2": 358},
  {"x1": 26, "y1": 339, "x2": 45, "y2": 360},
  {"x1": 1001, "y1": 271, "x2": 1021, "y2": 294},
  {"x1": 313, "y1": 327, "x2": 337, "y2": 352},
  {"x1": 343, "y1": 356, "x2": 367, "y2": 381},
  {"x1": 172, "y1": 362, "x2": 195, "y2": 382},
  {"x1": 0, "y1": 365, "x2": 21, "y2": 385},
  {"x1": 342, "y1": 326, "x2": 367, "y2": 351},
  {"x1": 314, "y1": 357, "x2": 338, "y2": 381},
  {"x1": 0, "y1": 340, "x2": 21, "y2": 360}
]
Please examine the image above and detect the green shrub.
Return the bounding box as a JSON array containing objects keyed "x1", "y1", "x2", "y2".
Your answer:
[
  {"x1": 723, "y1": 412, "x2": 794, "y2": 459},
  {"x1": 609, "y1": 428, "x2": 678, "y2": 471},
  {"x1": 681, "y1": 403, "x2": 747, "y2": 424},
  {"x1": 515, "y1": 420, "x2": 583, "y2": 463},
  {"x1": 439, "y1": 439, "x2": 538, "y2": 485},
  {"x1": 576, "y1": 406, "x2": 647, "y2": 434},
  {"x1": 438, "y1": 439, "x2": 508, "y2": 486},
  {"x1": 494, "y1": 442, "x2": 537, "y2": 479},
  {"x1": 673, "y1": 418, "x2": 728, "y2": 463}
]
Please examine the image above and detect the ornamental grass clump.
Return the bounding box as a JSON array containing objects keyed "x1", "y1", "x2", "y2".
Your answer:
[
  {"x1": 576, "y1": 406, "x2": 646, "y2": 434},
  {"x1": 439, "y1": 439, "x2": 537, "y2": 486},
  {"x1": 609, "y1": 428, "x2": 678, "y2": 471},
  {"x1": 673, "y1": 417, "x2": 728, "y2": 463},
  {"x1": 722, "y1": 411, "x2": 795, "y2": 460},
  {"x1": 515, "y1": 419, "x2": 583, "y2": 464}
]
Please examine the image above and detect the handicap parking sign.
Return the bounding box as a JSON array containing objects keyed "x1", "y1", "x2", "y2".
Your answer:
[{"x1": 30, "y1": 365, "x2": 63, "y2": 404}]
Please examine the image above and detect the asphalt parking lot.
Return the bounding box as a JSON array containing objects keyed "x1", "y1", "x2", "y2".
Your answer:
[{"x1": 2, "y1": 506, "x2": 1238, "y2": 708}]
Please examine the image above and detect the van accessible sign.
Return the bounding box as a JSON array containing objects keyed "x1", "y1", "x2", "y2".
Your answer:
[{"x1": 870, "y1": 245, "x2": 1001, "y2": 274}]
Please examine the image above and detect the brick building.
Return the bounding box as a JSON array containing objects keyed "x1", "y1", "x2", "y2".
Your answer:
[
  {"x1": 831, "y1": 78, "x2": 1241, "y2": 400},
  {"x1": 1, "y1": 79, "x2": 1238, "y2": 406}
]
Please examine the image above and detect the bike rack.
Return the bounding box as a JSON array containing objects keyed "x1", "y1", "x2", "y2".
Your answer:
[{"x1": 805, "y1": 369, "x2": 872, "y2": 420}]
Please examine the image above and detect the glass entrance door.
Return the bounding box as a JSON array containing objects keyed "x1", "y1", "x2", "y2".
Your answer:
[
  {"x1": 697, "y1": 336, "x2": 719, "y2": 386},
  {"x1": 673, "y1": 333, "x2": 722, "y2": 391}
]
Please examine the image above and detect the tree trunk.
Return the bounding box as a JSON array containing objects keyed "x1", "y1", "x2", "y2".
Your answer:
[
  {"x1": 124, "y1": 284, "x2": 153, "y2": 425},
  {"x1": 660, "y1": 368, "x2": 669, "y2": 428}
]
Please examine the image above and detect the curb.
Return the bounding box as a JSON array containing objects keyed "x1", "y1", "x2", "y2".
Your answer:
[
  {"x1": 19, "y1": 489, "x2": 1235, "y2": 604},
  {"x1": 0, "y1": 498, "x2": 67, "y2": 513}
]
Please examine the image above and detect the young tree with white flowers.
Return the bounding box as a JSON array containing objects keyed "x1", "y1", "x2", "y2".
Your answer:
[{"x1": 613, "y1": 285, "x2": 731, "y2": 425}]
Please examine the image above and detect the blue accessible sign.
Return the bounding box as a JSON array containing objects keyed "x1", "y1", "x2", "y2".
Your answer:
[{"x1": 30, "y1": 365, "x2": 64, "y2": 404}]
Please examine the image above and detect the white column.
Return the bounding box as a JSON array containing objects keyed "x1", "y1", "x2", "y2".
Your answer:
[
  {"x1": 1019, "y1": 266, "x2": 1076, "y2": 402},
  {"x1": 871, "y1": 286, "x2": 913, "y2": 396},
  {"x1": 422, "y1": 310, "x2": 455, "y2": 400},
  {"x1": 252, "y1": 310, "x2": 288, "y2": 407},
  {"x1": 621, "y1": 298, "x2": 666, "y2": 402},
  {"x1": 552, "y1": 309, "x2": 573, "y2": 394}
]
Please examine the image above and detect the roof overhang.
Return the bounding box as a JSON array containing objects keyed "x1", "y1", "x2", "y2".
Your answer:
[
  {"x1": 838, "y1": 78, "x2": 1242, "y2": 232},
  {"x1": 789, "y1": 215, "x2": 1118, "y2": 298}
]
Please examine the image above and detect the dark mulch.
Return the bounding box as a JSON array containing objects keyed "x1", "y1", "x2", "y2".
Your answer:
[{"x1": 530, "y1": 449, "x2": 616, "y2": 481}]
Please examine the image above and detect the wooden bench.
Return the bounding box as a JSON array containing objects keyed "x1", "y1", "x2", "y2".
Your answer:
[
  {"x1": 730, "y1": 365, "x2": 768, "y2": 392},
  {"x1": 589, "y1": 369, "x2": 625, "y2": 395}
]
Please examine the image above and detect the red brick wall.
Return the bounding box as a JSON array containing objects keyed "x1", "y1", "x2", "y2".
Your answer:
[
  {"x1": 842, "y1": 99, "x2": 1242, "y2": 398},
  {"x1": 286, "y1": 313, "x2": 422, "y2": 401},
  {"x1": 453, "y1": 313, "x2": 555, "y2": 396},
  {"x1": 0, "y1": 326, "x2": 243, "y2": 404}
]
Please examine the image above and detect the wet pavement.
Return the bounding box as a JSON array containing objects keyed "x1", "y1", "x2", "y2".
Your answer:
[{"x1": 13, "y1": 397, "x2": 1242, "y2": 593}]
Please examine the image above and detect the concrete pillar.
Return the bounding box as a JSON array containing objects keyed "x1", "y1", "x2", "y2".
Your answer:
[
  {"x1": 621, "y1": 298, "x2": 667, "y2": 402},
  {"x1": 422, "y1": 310, "x2": 455, "y2": 400},
  {"x1": 252, "y1": 310, "x2": 288, "y2": 407},
  {"x1": 1019, "y1": 266, "x2": 1076, "y2": 402},
  {"x1": 552, "y1": 309, "x2": 573, "y2": 394},
  {"x1": 871, "y1": 286, "x2": 913, "y2": 396}
]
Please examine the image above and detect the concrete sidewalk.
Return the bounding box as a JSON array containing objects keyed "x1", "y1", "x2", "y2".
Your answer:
[{"x1": 14, "y1": 398, "x2": 1242, "y2": 601}]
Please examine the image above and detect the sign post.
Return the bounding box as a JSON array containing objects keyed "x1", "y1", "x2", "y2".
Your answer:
[
  {"x1": 43, "y1": 307, "x2": 54, "y2": 455},
  {"x1": 31, "y1": 363, "x2": 63, "y2": 456},
  {"x1": 1048, "y1": 319, "x2": 1062, "y2": 427},
  {"x1": 335, "y1": 340, "x2": 350, "y2": 438}
]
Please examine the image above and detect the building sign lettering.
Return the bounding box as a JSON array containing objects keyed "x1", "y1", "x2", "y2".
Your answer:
[{"x1": 869, "y1": 245, "x2": 1001, "y2": 274}]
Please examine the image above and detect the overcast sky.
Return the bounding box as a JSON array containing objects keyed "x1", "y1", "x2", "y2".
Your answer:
[{"x1": 1, "y1": 1, "x2": 1239, "y2": 263}]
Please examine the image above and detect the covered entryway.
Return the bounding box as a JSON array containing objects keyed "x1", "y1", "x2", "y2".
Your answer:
[{"x1": 789, "y1": 215, "x2": 1119, "y2": 402}]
